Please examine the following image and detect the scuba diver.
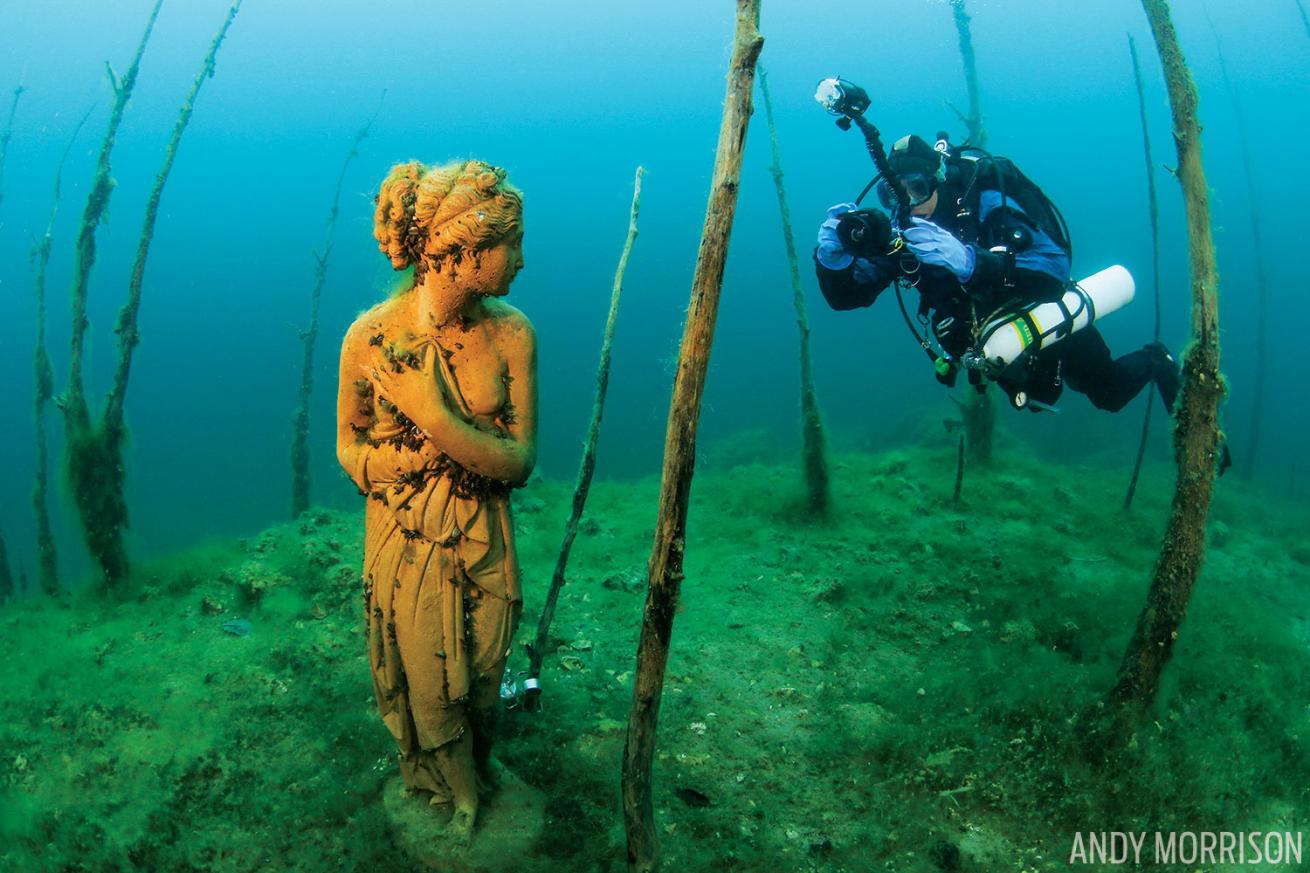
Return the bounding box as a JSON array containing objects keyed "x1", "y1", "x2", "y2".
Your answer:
[{"x1": 811, "y1": 79, "x2": 1179, "y2": 414}]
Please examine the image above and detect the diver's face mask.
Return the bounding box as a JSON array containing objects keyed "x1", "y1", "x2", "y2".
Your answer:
[{"x1": 876, "y1": 173, "x2": 937, "y2": 212}]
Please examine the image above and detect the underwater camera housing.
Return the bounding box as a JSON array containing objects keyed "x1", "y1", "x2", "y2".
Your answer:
[
  {"x1": 815, "y1": 77, "x2": 871, "y2": 130},
  {"x1": 836, "y1": 208, "x2": 893, "y2": 259}
]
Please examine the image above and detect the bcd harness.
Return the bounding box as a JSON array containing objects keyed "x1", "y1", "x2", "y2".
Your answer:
[{"x1": 891, "y1": 151, "x2": 1073, "y2": 389}]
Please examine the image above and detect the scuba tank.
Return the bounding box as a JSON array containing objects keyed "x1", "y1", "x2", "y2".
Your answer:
[{"x1": 962, "y1": 264, "x2": 1136, "y2": 380}]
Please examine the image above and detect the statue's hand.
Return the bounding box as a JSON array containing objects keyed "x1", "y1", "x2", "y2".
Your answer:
[{"x1": 363, "y1": 361, "x2": 449, "y2": 434}]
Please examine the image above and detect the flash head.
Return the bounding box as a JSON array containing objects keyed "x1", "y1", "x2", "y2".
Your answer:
[{"x1": 814, "y1": 77, "x2": 871, "y2": 127}]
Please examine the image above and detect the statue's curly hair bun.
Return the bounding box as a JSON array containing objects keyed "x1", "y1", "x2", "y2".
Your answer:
[{"x1": 373, "y1": 159, "x2": 522, "y2": 274}]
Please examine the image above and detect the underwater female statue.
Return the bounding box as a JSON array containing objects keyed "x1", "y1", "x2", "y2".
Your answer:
[{"x1": 336, "y1": 159, "x2": 536, "y2": 843}]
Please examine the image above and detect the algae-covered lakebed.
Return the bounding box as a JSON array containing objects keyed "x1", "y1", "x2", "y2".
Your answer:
[{"x1": 1, "y1": 445, "x2": 1307, "y2": 872}]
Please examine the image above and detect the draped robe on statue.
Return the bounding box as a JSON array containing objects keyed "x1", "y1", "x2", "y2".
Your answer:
[{"x1": 342, "y1": 333, "x2": 522, "y2": 799}]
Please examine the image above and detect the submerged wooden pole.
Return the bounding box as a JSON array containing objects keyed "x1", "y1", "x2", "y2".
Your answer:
[
  {"x1": 32, "y1": 107, "x2": 95, "y2": 596},
  {"x1": 62, "y1": 0, "x2": 165, "y2": 586},
  {"x1": 948, "y1": 0, "x2": 987, "y2": 148},
  {"x1": 524, "y1": 166, "x2": 643, "y2": 711},
  {"x1": 953, "y1": 435, "x2": 965, "y2": 503},
  {"x1": 1297, "y1": 0, "x2": 1310, "y2": 40},
  {"x1": 758, "y1": 65, "x2": 830, "y2": 513},
  {"x1": 0, "y1": 79, "x2": 24, "y2": 214},
  {"x1": 65, "y1": 0, "x2": 241, "y2": 585},
  {"x1": 0, "y1": 528, "x2": 12, "y2": 604},
  {"x1": 621, "y1": 4, "x2": 762, "y2": 870},
  {"x1": 291, "y1": 91, "x2": 383, "y2": 517},
  {"x1": 1123, "y1": 34, "x2": 1163, "y2": 511},
  {"x1": 947, "y1": 0, "x2": 996, "y2": 462},
  {"x1": 1203, "y1": 10, "x2": 1266, "y2": 480},
  {"x1": 1106, "y1": 0, "x2": 1225, "y2": 726},
  {"x1": 105, "y1": 0, "x2": 243, "y2": 436}
]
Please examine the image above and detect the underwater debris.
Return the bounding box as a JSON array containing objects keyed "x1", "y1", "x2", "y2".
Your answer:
[
  {"x1": 929, "y1": 838, "x2": 963, "y2": 871},
  {"x1": 601, "y1": 569, "x2": 644, "y2": 594},
  {"x1": 222, "y1": 560, "x2": 291, "y2": 602},
  {"x1": 221, "y1": 618, "x2": 253, "y2": 637},
  {"x1": 674, "y1": 787, "x2": 711, "y2": 808}
]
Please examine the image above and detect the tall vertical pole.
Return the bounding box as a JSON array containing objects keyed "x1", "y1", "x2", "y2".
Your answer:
[
  {"x1": 621, "y1": 4, "x2": 763, "y2": 870},
  {"x1": 291, "y1": 92, "x2": 384, "y2": 517},
  {"x1": 0, "y1": 80, "x2": 24, "y2": 216},
  {"x1": 525, "y1": 166, "x2": 643, "y2": 710},
  {"x1": 1123, "y1": 34, "x2": 1163, "y2": 511},
  {"x1": 63, "y1": 0, "x2": 166, "y2": 586},
  {"x1": 948, "y1": 0, "x2": 995, "y2": 462},
  {"x1": 949, "y1": 0, "x2": 987, "y2": 148},
  {"x1": 32, "y1": 107, "x2": 95, "y2": 595},
  {"x1": 1202, "y1": 7, "x2": 1266, "y2": 480},
  {"x1": 1106, "y1": 0, "x2": 1225, "y2": 729},
  {"x1": 759, "y1": 65, "x2": 830, "y2": 513}
]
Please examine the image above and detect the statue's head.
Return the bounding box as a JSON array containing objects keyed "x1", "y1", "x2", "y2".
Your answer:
[{"x1": 373, "y1": 159, "x2": 523, "y2": 280}]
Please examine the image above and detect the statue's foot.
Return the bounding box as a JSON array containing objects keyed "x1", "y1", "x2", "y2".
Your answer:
[{"x1": 445, "y1": 805, "x2": 476, "y2": 847}]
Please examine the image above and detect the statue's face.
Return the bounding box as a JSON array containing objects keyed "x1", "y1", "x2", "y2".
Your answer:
[{"x1": 476, "y1": 230, "x2": 525, "y2": 297}]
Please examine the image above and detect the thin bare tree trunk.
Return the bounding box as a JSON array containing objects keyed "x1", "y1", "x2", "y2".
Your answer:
[
  {"x1": 948, "y1": 0, "x2": 987, "y2": 148},
  {"x1": 758, "y1": 65, "x2": 829, "y2": 513},
  {"x1": 105, "y1": 0, "x2": 243, "y2": 436},
  {"x1": 1203, "y1": 9, "x2": 1266, "y2": 480},
  {"x1": 0, "y1": 79, "x2": 24, "y2": 215},
  {"x1": 66, "y1": 0, "x2": 241, "y2": 586},
  {"x1": 1124, "y1": 34, "x2": 1163, "y2": 511},
  {"x1": 32, "y1": 107, "x2": 94, "y2": 595},
  {"x1": 621, "y1": 4, "x2": 762, "y2": 870},
  {"x1": 0, "y1": 528, "x2": 12, "y2": 603},
  {"x1": 1106, "y1": 0, "x2": 1225, "y2": 727},
  {"x1": 63, "y1": 0, "x2": 166, "y2": 586},
  {"x1": 291, "y1": 92, "x2": 384, "y2": 517},
  {"x1": 948, "y1": 0, "x2": 996, "y2": 462},
  {"x1": 525, "y1": 166, "x2": 643, "y2": 710},
  {"x1": 953, "y1": 435, "x2": 965, "y2": 503}
]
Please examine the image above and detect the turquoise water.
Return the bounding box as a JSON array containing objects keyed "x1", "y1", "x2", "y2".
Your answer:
[
  {"x1": 0, "y1": 0, "x2": 1304, "y2": 569},
  {"x1": 0, "y1": 1, "x2": 1307, "y2": 870}
]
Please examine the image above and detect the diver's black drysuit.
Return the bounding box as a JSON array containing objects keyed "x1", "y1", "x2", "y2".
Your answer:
[{"x1": 814, "y1": 155, "x2": 1179, "y2": 412}]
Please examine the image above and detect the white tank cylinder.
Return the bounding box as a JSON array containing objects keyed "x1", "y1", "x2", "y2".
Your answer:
[{"x1": 977, "y1": 265, "x2": 1135, "y2": 369}]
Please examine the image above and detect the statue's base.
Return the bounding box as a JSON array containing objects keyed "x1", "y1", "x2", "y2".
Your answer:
[{"x1": 382, "y1": 764, "x2": 546, "y2": 872}]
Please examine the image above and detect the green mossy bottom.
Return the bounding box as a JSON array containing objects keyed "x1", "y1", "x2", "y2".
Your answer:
[{"x1": 1, "y1": 443, "x2": 1306, "y2": 872}]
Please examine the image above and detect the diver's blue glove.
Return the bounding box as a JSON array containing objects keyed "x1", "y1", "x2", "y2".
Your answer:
[
  {"x1": 903, "y1": 217, "x2": 976, "y2": 283},
  {"x1": 817, "y1": 202, "x2": 858, "y2": 270},
  {"x1": 817, "y1": 202, "x2": 881, "y2": 284}
]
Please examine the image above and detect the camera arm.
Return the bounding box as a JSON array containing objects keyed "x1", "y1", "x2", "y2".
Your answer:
[{"x1": 849, "y1": 114, "x2": 912, "y2": 226}]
